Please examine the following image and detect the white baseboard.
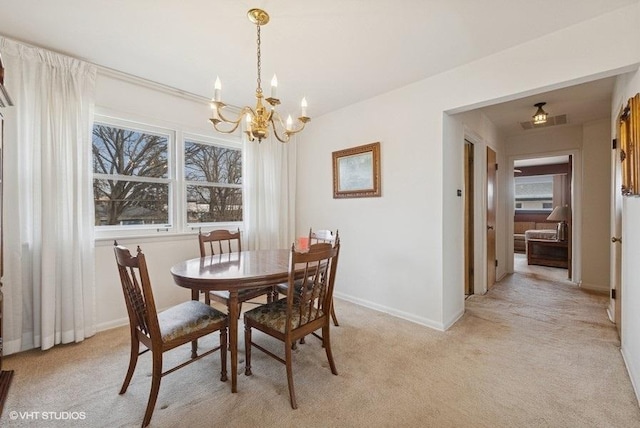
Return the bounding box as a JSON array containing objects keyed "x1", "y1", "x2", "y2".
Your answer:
[
  {"x1": 96, "y1": 317, "x2": 129, "y2": 332},
  {"x1": 621, "y1": 346, "x2": 640, "y2": 407},
  {"x1": 334, "y1": 291, "x2": 446, "y2": 331},
  {"x1": 579, "y1": 281, "x2": 609, "y2": 294}
]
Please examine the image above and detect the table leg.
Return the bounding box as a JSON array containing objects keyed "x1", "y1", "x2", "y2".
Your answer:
[
  {"x1": 228, "y1": 289, "x2": 239, "y2": 393},
  {"x1": 191, "y1": 289, "x2": 199, "y2": 358}
]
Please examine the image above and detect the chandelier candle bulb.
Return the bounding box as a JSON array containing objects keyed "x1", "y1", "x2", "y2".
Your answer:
[
  {"x1": 271, "y1": 74, "x2": 278, "y2": 98},
  {"x1": 286, "y1": 115, "x2": 293, "y2": 131},
  {"x1": 301, "y1": 97, "x2": 307, "y2": 117},
  {"x1": 214, "y1": 77, "x2": 221, "y2": 102}
]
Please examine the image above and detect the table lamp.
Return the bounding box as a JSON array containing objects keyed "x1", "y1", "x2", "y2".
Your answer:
[{"x1": 547, "y1": 205, "x2": 570, "y2": 242}]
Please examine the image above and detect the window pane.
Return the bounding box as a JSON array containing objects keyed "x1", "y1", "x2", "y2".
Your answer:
[
  {"x1": 93, "y1": 124, "x2": 168, "y2": 178},
  {"x1": 94, "y1": 179, "x2": 169, "y2": 226},
  {"x1": 185, "y1": 141, "x2": 242, "y2": 184},
  {"x1": 186, "y1": 185, "x2": 242, "y2": 223},
  {"x1": 514, "y1": 175, "x2": 553, "y2": 211}
]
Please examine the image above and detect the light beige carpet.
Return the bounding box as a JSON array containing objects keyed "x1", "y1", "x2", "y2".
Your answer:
[{"x1": 2, "y1": 272, "x2": 639, "y2": 427}]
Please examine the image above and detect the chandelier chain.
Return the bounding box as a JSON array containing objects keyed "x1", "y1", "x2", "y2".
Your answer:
[{"x1": 256, "y1": 23, "x2": 262, "y2": 93}]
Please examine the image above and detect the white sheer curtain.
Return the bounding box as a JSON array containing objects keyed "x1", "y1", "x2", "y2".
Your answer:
[
  {"x1": 0, "y1": 38, "x2": 97, "y2": 353},
  {"x1": 243, "y1": 133, "x2": 296, "y2": 250}
]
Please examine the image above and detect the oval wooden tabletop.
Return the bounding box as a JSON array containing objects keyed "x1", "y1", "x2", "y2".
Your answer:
[{"x1": 170, "y1": 249, "x2": 291, "y2": 291}]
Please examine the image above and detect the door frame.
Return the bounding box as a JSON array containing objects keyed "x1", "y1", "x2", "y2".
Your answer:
[
  {"x1": 610, "y1": 109, "x2": 624, "y2": 335},
  {"x1": 464, "y1": 140, "x2": 475, "y2": 296},
  {"x1": 486, "y1": 146, "x2": 497, "y2": 290},
  {"x1": 463, "y1": 128, "x2": 491, "y2": 296},
  {"x1": 506, "y1": 149, "x2": 582, "y2": 283}
]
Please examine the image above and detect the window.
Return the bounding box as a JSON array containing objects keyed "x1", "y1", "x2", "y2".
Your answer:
[
  {"x1": 514, "y1": 175, "x2": 553, "y2": 212},
  {"x1": 93, "y1": 123, "x2": 171, "y2": 228},
  {"x1": 92, "y1": 117, "x2": 243, "y2": 236},
  {"x1": 184, "y1": 139, "x2": 243, "y2": 224}
]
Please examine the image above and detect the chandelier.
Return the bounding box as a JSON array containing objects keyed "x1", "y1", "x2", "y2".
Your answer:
[{"x1": 209, "y1": 8, "x2": 310, "y2": 143}]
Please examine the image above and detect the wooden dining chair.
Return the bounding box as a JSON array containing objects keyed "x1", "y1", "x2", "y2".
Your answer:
[
  {"x1": 244, "y1": 237, "x2": 341, "y2": 409},
  {"x1": 113, "y1": 242, "x2": 228, "y2": 427},
  {"x1": 276, "y1": 228, "x2": 340, "y2": 327},
  {"x1": 199, "y1": 228, "x2": 274, "y2": 316}
]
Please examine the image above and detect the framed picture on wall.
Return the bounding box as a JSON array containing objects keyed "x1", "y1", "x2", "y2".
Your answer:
[{"x1": 332, "y1": 142, "x2": 381, "y2": 198}]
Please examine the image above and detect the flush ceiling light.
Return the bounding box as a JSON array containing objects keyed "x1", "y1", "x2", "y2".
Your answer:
[
  {"x1": 533, "y1": 102, "x2": 548, "y2": 125},
  {"x1": 210, "y1": 8, "x2": 310, "y2": 143}
]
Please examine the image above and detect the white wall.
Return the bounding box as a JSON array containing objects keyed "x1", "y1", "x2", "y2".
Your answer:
[
  {"x1": 581, "y1": 119, "x2": 612, "y2": 291},
  {"x1": 297, "y1": 3, "x2": 640, "y2": 330},
  {"x1": 622, "y1": 197, "x2": 640, "y2": 404},
  {"x1": 446, "y1": 110, "x2": 506, "y2": 298},
  {"x1": 614, "y1": 68, "x2": 640, "y2": 403}
]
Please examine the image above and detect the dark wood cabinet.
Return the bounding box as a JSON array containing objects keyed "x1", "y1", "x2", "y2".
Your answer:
[{"x1": 527, "y1": 239, "x2": 569, "y2": 268}]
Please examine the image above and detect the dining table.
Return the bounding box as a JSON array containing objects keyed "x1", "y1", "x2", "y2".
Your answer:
[{"x1": 170, "y1": 248, "x2": 292, "y2": 393}]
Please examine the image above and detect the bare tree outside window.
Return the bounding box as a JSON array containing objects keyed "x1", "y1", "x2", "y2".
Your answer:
[
  {"x1": 93, "y1": 124, "x2": 170, "y2": 226},
  {"x1": 185, "y1": 141, "x2": 243, "y2": 223}
]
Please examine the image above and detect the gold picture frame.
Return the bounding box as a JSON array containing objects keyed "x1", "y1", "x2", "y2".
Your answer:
[
  {"x1": 332, "y1": 142, "x2": 381, "y2": 198},
  {"x1": 620, "y1": 93, "x2": 640, "y2": 196}
]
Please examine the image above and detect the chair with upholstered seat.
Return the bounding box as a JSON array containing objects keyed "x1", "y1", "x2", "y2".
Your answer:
[
  {"x1": 199, "y1": 228, "x2": 274, "y2": 315},
  {"x1": 114, "y1": 243, "x2": 228, "y2": 427},
  {"x1": 276, "y1": 229, "x2": 340, "y2": 327},
  {"x1": 244, "y1": 238, "x2": 341, "y2": 408}
]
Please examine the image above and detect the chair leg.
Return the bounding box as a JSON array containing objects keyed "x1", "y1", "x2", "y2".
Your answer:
[
  {"x1": 142, "y1": 351, "x2": 162, "y2": 427},
  {"x1": 220, "y1": 327, "x2": 228, "y2": 382},
  {"x1": 204, "y1": 291, "x2": 211, "y2": 305},
  {"x1": 285, "y1": 339, "x2": 298, "y2": 409},
  {"x1": 120, "y1": 334, "x2": 140, "y2": 394},
  {"x1": 237, "y1": 302, "x2": 243, "y2": 319},
  {"x1": 322, "y1": 324, "x2": 338, "y2": 375},
  {"x1": 244, "y1": 323, "x2": 252, "y2": 376},
  {"x1": 191, "y1": 340, "x2": 198, "y2": 359},
  {"x1": 330, "y1": 299, "x2": 339, "y2": 326}
]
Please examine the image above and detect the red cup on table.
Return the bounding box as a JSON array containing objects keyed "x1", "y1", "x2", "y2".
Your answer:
[{"x1": 297, "y1": 236, "x2": 309, "y2": 251}]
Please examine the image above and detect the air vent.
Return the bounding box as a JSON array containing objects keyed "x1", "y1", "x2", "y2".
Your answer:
[{"x1": 520, "y1": 114, "x2": 568, "y2": 130}]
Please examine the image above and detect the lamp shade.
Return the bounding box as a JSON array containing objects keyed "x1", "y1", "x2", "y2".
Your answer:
[{"x1": 547, "y1": 205, "x2": 570, "y2": 222}]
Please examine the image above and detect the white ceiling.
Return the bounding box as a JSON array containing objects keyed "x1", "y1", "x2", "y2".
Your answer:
[
  {"x1": 0, "y1": 0, "x2": 637, "y2": 130},
  {"x1": 478, "y1": 77, "x2": 617, "y2": 137}
]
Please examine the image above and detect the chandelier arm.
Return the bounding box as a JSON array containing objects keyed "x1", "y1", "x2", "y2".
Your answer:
[
  {"x1": 270, "y1": 117, "x2": 290, "y2": 143},
  {"x1": 216, "y1": 108, "x2": 243, "y2": 126},
  {"x1": 211, "y1": 106, "x2": 257, "y2": 135},
  {"x1": 210, "y1": 119, "x2": 242, "y2": 135},
  {"x1": 270, "y1": 109, "x2": 310, "y2": 135}
]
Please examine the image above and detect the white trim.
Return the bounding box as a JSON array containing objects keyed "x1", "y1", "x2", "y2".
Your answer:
[
  {"x1": 98, "y1": 66, "x2": 208, "y2": 104},
  {"x1": 334, "y1": 292, "x2": 446, "y2": 332},
  {"x1": 621, "y1": 347, "x2": 640, "y2": 407},
  {"x1": 463, "y1": 127, "x2": 489, "y2": 296}
]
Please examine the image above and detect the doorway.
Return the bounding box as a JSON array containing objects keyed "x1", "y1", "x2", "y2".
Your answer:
[
  {"x1": 513, "y1": 155, "x2": 572, "y2": 281},
  {"x1": 464, "y1": 140, "x2": 474, "y2": 296},
  {"x1": 487, "y1": 147, "x2": 497, "y2": 290}
]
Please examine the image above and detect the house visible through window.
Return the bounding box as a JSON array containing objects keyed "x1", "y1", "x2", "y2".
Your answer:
[{"x1": 514, "y1": 175, "x2": 554, "y2": 211}]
